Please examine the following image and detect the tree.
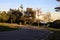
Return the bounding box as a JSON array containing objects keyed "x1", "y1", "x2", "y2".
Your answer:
[
  {"x1": 55, "y1": 7, "x2": 60, "y2": 12},
  {"x1": 56, "y1": 0, "x2": 60, "y2": 2},
  {"x1": 7, "y1": 8, "x2": 23, "y2": 24},
  {"x1": 7, "y1": 9, "x2": 17, "y2": 23},
  {"x1": 0, "y1": 11, "x2": 9, "y2": 22},
  {"x1": 55, "y1": 0, "x2": 60, "y2": 12},
  {"x1": 24, "y1": 8, "x2": 36, "y2": 25},
  {"x1": 48, "y1": 20, "x2": 60, "y2": 28}
]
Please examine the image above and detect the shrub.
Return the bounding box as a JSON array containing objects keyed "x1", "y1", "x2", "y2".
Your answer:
[{"x1": 48, "y1": 20, "x2": 60, "y2": 28}]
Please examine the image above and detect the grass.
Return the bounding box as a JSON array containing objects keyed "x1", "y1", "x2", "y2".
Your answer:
[
  {"x1": 0, "y1": 25, "x2": 20, "y2": 31},
  {"x1": 47, "y1": 31, "x2": 60, "y2": 40}
]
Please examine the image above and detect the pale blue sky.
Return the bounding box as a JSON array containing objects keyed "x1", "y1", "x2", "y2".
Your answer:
[{"x1": 0, "y1": 0, "x2": 59, "y2": 12}]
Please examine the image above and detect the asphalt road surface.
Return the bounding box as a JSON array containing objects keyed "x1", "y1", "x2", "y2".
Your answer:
[{"x1": 0, "y1": 29, "x2": 53, "y2": 40}]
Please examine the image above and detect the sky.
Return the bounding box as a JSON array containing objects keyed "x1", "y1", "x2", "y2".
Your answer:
[{"x1": 0, "y1": 0, "x2": 60, "y2": 12}]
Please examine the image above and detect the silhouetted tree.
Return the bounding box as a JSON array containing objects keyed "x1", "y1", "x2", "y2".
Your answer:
[
  {"x1": 56, "y1": 0, "x2": 60, "y2": 2},
  {"x1": 55, "y1": 0, "x2": 60, "y2": 12},
  {"x1": 7, "y1": 9, "x2": 23, "y2": 24},
  {"x1": 48, "y1": 20, "x2": 60, "y2": 28},
  {"x1": 55, "y1": 7, "x2": 60, "y2": 12},
  {"x1": 24, "y1": 8, "x2": 36, "y2": 25}
]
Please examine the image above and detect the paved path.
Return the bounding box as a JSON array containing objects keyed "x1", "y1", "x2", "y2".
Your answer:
[{"x1": 0, "y1": 29, "x2": 53, "y2": 40}]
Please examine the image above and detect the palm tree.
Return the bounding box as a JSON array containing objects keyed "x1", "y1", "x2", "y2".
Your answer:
[
  {"x1": 55, "y1": 7, "x2": 60, "y2": 12},
  {"x1": 55, "y1": 0, "x2": 60, "y2": 12},
  {"x1": 56, "y1": 0, "x2": 60, "y2": 2}
]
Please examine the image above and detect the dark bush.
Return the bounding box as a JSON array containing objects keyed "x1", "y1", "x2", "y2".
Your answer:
[{"x1": 48, "y1": 20, "x2": 60, "y2": 28}]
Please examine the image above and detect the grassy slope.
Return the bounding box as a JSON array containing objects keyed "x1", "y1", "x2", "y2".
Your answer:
[
  {"x1": 0, "y1": 23, "x2": 60, "y2": 40},
  {"x1": 0, "y1": 25, "x2": 20, "y2": 31},
  {"x1": 46, "y1": 31, "x2": 60, "y2": 40}
]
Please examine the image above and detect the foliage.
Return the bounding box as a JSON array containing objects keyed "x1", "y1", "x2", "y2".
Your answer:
[
  {"x1": 0, "y1": 11, "x2": 9, "y2": 22},
  {"x1": 48, "y1": 20, "x2": 60, "y2": 28},
  {"x1": 7, "y1": 9, "x2": 23, "y2": 23}
]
